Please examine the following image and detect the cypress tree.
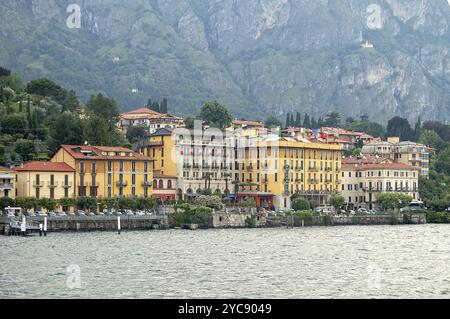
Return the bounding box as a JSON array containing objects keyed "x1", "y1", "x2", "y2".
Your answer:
[
  {"x1": 303, "y1": 113, "x2": 311, "y2": 128},
  {"x1": 311, "y1": 117, "x2": 318, "y2": 129},
  {"x1": 19, "y1": 100, "x2": 23, "y2": 113},
  {"x1": 160, "y1": 98, "x2": 168, "y2": 114},
  {"x1": 295, "y1": 112, "x2": 301, "y2": 126},
  {"x1": 290, "y1": 114, "x2": 295, "y2": 127},
  {"x1": 285, "y1": 113, "x2": 290, "y2": 128}
]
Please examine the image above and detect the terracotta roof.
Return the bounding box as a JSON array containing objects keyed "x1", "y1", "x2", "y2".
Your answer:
[
  {"x1": 58, "y1": 145, "x2": 153, "y2": 161},
  {"x1": 15, "y1": 162, "x2": 75, "y2": 172},
  {"x1": 321, "y1": 127, "x2": 372, "y2": 137},
  {"x1": 232, "y1": 119, "x2": 264, "y2": 128},
  {"x1": 120, "y1": 108, "x2": 183, "y2": 121},
  {"x1": 0, "y1": 165, "x2": 13, "y2": 172},
  {"x1": 342, "y1": 161, "x2": 420, "y2": 171}
]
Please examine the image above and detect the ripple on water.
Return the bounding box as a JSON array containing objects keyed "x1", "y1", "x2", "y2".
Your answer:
[{"x1": 0, "y1": 225, "x2": 449, "y2": 298}]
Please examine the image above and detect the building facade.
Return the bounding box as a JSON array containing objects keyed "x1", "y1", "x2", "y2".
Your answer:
[
  {"x1": 139, "y1": 128, "x2": 236, "y2": 201},
  {"x1": 362, "y1": 140, "x2": 431, "y2": 177},
  {"x1": 237, "y1": 136, "x2": 343, "y2": 210},
  {"x1": 0, "y1": 166, "x2": 15, "y2": 199},
  {"x1": 50, "y1": 145, "x2": 153, "y2": 198},
  {"x1": 15, "y1": 162, "x2": 75, "y2": 200},
  {"x1": 117, "y1": 107, "x2": 184, "y2": 134},
  {"x1": 341, "y1": 156, "x2": 420, "y2": 210}
]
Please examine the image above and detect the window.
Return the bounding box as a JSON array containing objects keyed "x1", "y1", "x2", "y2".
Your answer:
[
  {"x1": 167, "y1": 180, "x2": 172, "y2": 189},
  {"x1": 108, "y1": 161, "x2": 112, "y2": 172},
  {"x1": 153, "y1": 179, "x2": 158, "y2": 189},
  {"x1": 159, "y1": 180, "x2": 164, "y2": 189},
  {"x1": 132, "y1": 161, "x2": 136, "y2": 172}
]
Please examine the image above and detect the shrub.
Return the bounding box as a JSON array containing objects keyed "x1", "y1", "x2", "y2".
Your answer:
[
  {"x1": 293, "y1": 211, "x2": 314, "y2": 226},
  {"x1": 245, "y1": 216, "x2": 257, "y2": 228},
  {"x1": 194, "y1": 195, "x2": 223, "y2": 209},
  {"x1": 426, "y1": 211, "x2": 449, "y2": 223},
  {"x1": 292, "y1": 198, "x2": 310, "y2": 211}
]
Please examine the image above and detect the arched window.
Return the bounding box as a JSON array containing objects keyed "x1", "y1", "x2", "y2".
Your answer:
[
  {"x1": 167, "y1": 180, "x2": 173, "y2": 189},
  {"x1": 153, "y1": 179, "x2": 158, "y2": 189},
  {"x1": 159, "y1": 180, "x2": 164, "y2": 189}
]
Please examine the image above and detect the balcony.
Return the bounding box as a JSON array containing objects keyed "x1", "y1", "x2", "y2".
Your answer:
[
  {"x1": 142, "y1": 181, "x2": 152, "y2": 187},
  {"x1": 0, "y1": 183, "x2": 13, "y2": 190},
  {"x1": 63, "y1": 182, "x2": 73, "y2": 189},
  {"x1": 308, "y1": 179, "x2": 319, "y2": 184},
  {"x1": 325, "y1": 167, "x2": 333, "y2": 172},
  {"x1": 246, "y1": 165, "x2": 254, "y2": 171},
  {"x1": 308, "y1": 167, "x2": 319, "y2": 172},
  {"x1": 116, "y1": 181, "x2": 128, "y2": 187},
  {"x1": 47, "y1": 182, "x2": 59, "y2": 188},
  {"x1": 33, "y1": 181, "x2": 44, "y2": 188},
  {"x1": 183, "y1": 164, "x2": 192, "y2": 169}
]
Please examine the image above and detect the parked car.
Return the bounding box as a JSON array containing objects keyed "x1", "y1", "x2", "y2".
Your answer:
[
  {"x1": 27, "y1": 211, "x2": 36, "y2": 217},
  {"x1": 35, "y1": 211, "x2": 48, "y2": 217},
  {"x1": 48, "y1": 212, "x2": 57, "y2": 217},
  {"x1": 76, "y1": 210, "x2": 86, "y2": 216},
  {"x1": 114, "y1": 211, "x2": 123, "y2": 216},
  {"x1": 57, "y1": 212, "x2": 67, "y2": 217},
  {"x1": 135, "y1": 211, "x2": 145, "y2": 216},
  {"x1": 356, "y1": 208, "x2": 369, "y2": 215},
  {"x1": 87, "y1": 212, "x2": 96, "y2": 216},
  {"x1": 67, "y1": 211, "x2": 76, "y2": 217},
  {"x1": 95, "y1": 212, "x2": 105, "y2": 216}
]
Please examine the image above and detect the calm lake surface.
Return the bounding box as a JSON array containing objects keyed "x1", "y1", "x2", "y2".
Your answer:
[{"x1": 1, "y1": 225, "x2": 449, "y2": 299}]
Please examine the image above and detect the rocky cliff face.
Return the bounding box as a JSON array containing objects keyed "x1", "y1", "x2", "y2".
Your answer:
[{"x1": 1, "y1": 0, "x2": 449, "y2": 122}]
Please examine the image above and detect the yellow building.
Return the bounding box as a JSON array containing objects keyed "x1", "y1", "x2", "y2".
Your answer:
[
  {"x1": 238, "y1": 137, "x2": 343, "y2": 209},
  {"x1": 50, "y1": 145, "x2": 153, "y2": 198},
  {"x1": 0, "y1": 165, "x2": 15, "y2": 199},
  {"x1": 139, "y1": 128, "x2": 237, "y2": 201},
  {"x1": 15, "y1": 162, "x2": 75, "y2": 200}
]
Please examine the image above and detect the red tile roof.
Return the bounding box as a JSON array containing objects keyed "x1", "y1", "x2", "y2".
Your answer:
[
  {"x1": 59, "y1": 145, "x2": 153, "y2": 161},
  {"x1": 15, "y1": 162, "x2": 75, "y2": 172},
  {"x1": 0, "y1": 165, "x2": 13, "y2": 172}
]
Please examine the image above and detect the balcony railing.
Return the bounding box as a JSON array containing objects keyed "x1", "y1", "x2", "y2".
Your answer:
[
  {"x1": 0, "y1": 183, "x2": 13, "y2": 190},
  {"x1": 308, "y1": 179, "x2": 319, "y2": 184},
  {"x1": 63, "y1": 182, "x2": 73, "y2": 188},
  {"x1": 47, "y1": 181, "x2": 59, "y2": 188},
  {"x1": 116, "y1": 181, "x2": 128, "y2": 187},
  {"x1": 308, "y1": 167, "x2": 319, "y2": 172},
  {"x1": 142, "y1": 181, "x2": 152, "y2": 187},
  {"x1": 33, "y1": 181, "x2": 44, "y2": 188}
]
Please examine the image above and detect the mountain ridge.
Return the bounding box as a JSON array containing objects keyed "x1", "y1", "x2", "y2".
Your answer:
[{"x1": 1, "y1": 0, "x2": 450, "y2": 122}]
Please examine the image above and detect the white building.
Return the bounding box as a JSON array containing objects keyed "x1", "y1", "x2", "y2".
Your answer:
[{"x1": 341, "y1": 156, "x2": 420, "y2": 210}]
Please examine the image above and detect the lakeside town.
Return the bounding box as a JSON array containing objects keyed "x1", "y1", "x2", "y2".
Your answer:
[{"x1": 1, "y1": 69, "x2": 450, "y2": 232}]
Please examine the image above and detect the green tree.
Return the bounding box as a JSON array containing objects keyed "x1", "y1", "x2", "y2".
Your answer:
[
  {"x1": 264, "y1": 116, "x2": 281, "y2": 128},
  {"x1": 160, "y1": 98, "x2": 168, "y2": 113},
  {"x1": 376, "y1": 193, "x2": 413, "y2": 211},
  {"x1": 419, "y1": 130, "x2": 447, "y2": 153},
  {"x1": 199, "y1": 100, "x2": 233, "y2": 130},
  {"x1": 328, "y1": 194, "x2": 345, "y2": 211},
  {"x1": 184, "y1": 117, "x2": 196, "y2": 129},
  {"x1": 86, "y1": 93, "x2": 120, "y2": 122},
  {"x1": 83, "y1": 114, "x2": 126, "y2": 146},
  {"x1": 126, "y1": 126, "x2": 148, "y2": 144},
  {"x1": 48, "y1": 112, "x2": 85, "y2": 151},
  {"x1": 295, "y1": 112, "x2": 302, "y2": 126},
  {"x1": 61, "y1": 90, "x2": 80, "y2": 112},
  {"x1": 0, "y1": 197, "x2": 15, "y2": 210},
  {"x1": 292, "y1": 198, "x2": 310, "y2": 211},
  {"x1": 39, "y1": 198, "x2": 57, "y2": 211},
  {"x1": 58, "y1": 198, "x2": 76, "y2": 212},
  {"x1": 0, "y1": 114, "x2": 28, "y2": 135},
  {"x1": 25, "y1": 78, "x2": 64, "y2": 98},
  {"x1": 435, "y1": 146, "x2": 450, "y2": 175},
  {"x1": 324, "y1": 112, "x2": 341, "y2": 127},
  {"x1": 387, "y1": 116, "x2": 414, "y2": 141},
  {"x1": 303, "y1": 114, "x2": 311, "y2": 128},
  {"x1": 14, "y1": 139, "x2": 35, "y2": 162},
  {"x1": 285, "y1": 113, "x2": 291, "y2": 127}
]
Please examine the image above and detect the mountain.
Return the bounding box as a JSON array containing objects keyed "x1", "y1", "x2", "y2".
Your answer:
[{"x1": 1, "y1": 0, "x2": 450, "y2": 122}]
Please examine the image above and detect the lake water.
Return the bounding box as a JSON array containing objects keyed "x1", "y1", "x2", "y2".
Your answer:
[{"x1": 0, "y1": 225, "x2": 449, "y2": 299}]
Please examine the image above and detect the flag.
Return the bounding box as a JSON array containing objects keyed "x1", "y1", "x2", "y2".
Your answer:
[
  {"x1": 320, "y1": 132, "x2": 328, "y2": 140},
  {"x1": 312, "y1": 129, "x2": 319, "y2": 138}
]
